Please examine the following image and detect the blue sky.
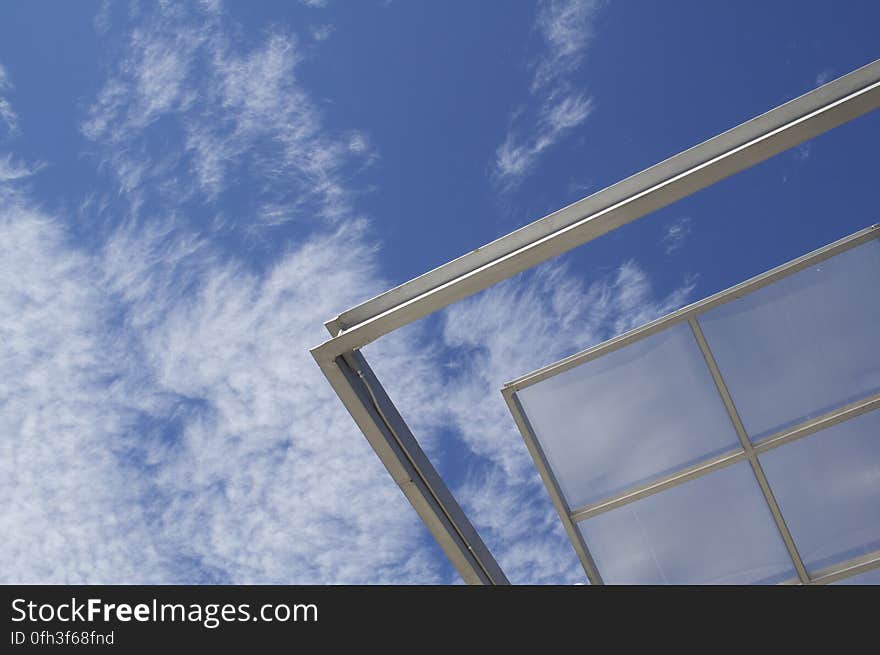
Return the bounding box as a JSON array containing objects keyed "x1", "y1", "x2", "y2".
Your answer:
[{"x1": 0, "y1": 1, "x2": 877, "y2": 584}]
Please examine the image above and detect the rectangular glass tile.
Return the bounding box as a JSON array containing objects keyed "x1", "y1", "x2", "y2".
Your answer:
[
  {"x1": 578, "y1": 462, "x2": 795, "y2": 584},
  {"x1": 759, "y1": 410, "x2": 880, "y2": 573},
  {"x1": 516, "y1": 322, "x2": 740, "y2": 510},
  {"x1": 697, "y1": 239, "x2": 880, "y2": 440}
]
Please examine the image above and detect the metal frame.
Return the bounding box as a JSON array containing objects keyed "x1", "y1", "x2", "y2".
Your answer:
[
  {"x1": 503, "y1": 226, "x2": 880, "y2": 585},
  {"x1": 311, "y1": 59, "x2": 880, "y2": 585}
]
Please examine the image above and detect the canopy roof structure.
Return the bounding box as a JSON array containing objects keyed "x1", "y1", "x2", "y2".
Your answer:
[
  {"x1": 311, "y1": 59, "x2": 880, "y2": 585},
  {"x1": 504, "y1": 227, "x2": 880, "y2": 584}
]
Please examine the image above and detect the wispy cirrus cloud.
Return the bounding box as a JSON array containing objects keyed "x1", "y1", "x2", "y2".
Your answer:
[
  {"x1": 661, "y1": 217, "x2": 693, "y2": 255},
  {"x1": 532, "y1": 0, "x2": 599, "y2": 92},
  {"x1": 492, "y1": 0, "x2": 603, "y2": 191},
  {"x1": 0, "y1": 185, "x2": 449, "y2": 583},
  {"x1": 0, "y1": 189, "x2": 169, "y2": 583},
  {"x1": 83, "y1": 3, "x2": 371, "y2": 227},
  {"x1": 0, "y1": 155, "x2": 40, "y2": 182},
  {"x1": 2, "y1": 3, "x2": 448, "y2": 584},
  {"x1": 0, "y1": 64, "x2": 17, "y2": 135}
]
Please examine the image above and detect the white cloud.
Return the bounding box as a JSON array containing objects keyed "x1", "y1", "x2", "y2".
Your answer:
[
  {"x1": 793, "y1": 142, "x2": 812, "y2": 163},
  {"x1": 0, "y1": 155, "x2": 41, "y2": 182},
  {"x1": 82, "y1": 6, "x2": 365, "y2": 223},
  {"x1": 0, "y1": 64, "x2": 18, "y2": 135},
  {"x1": 0, "y1": 72, "x2": 44, "y2": 183},
  {"x1": 2, "y1": 6, "x2": 449, "y2": 584},
  {"x1": 815, "y1": 68, "x2": 835, "y2": 87},
  {"x1": 311, "y1": 24, "x2": 334, "y2": 42},
  {"x1": 661, "y1": 217, "x2": 693, "y2": 255},
  {"x1": 492, "y1": 0, "x2": 602, "y2": 190},
  {"x1": 0, "y1": 192, "x2": 167, "y2": 583},
  {"x1": 106, "y1": 220, "x2": 448, "y2": 583},
  {"x1": 532, "y1": 0, "x2": 600, "y2": 92},
  {"x1": 0, "y1": 184, "x2": 449, "y2": 583}
]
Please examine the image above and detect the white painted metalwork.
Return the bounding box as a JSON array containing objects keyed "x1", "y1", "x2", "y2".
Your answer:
[{"x1": 311, "y1": 59, "x2": 880, "y2": 585}]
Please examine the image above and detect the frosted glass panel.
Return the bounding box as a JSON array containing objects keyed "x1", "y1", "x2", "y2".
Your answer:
[
  {"x1": 760, "y1": 410, "x2": 880, "y2": 573},
  {"x1": 516, "y1": 322, "x2": 739, "y2": 509},
  {"x1": 698, "y1": 239, "x2": 880, "y2": 440},
  {"x1": 508, "y1": 230, "x2": 879, "y2": 585},
  {"x1": 578, "y1": 462, "x2": 795, "y2": 584}
]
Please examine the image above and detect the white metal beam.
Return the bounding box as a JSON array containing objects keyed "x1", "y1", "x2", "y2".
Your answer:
[
  {"x1": 314, "y1": 350, "x2": 508, "y2": 585},
  {"x1": 808, "y1": 550, "x2": 880, "y2": 585},
  {"x1": 316, "y1": 58, "x2": 880, "y2": 358}
]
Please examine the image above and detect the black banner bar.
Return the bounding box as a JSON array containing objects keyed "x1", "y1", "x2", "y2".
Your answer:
[{"x1": 1, "y1": 585, "x2": 872, "y2": 650}]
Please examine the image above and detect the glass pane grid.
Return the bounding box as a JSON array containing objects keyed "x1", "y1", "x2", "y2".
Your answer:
[
  {"x1": 508, "y1": 229, "x2": 880, "y2": 585},
  {"x1": 516, "y1": 322, "x2": 741, "y2": 511},
  {"x1": 758, "y1": 410, "x2": 880, "y2": 575},
  {"x1": 578, "y1": 461, "x2": 796, "y2": 585}
]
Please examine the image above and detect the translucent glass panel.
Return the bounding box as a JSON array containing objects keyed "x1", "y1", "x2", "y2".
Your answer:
[
  {"x1": 516, "y1": 322, "x2": 739, "y2": 509},
  {"x1": 698, "y1": 239, "x2": 880, "y2": 440},
  {"x1": 760, "y1": 410, "x2": 880, "y2": 573},
  {"x1": 578, "y1": 463, "x2": 795, "y2": 584},
  {"x1": 509, "y1": 230, "x2": 879, "y2": 584}
]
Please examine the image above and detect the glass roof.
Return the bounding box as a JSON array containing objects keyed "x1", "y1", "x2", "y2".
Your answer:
[
  {"x1": 516, "y1": 321, "x2": 739, "y2": 510},
  {"x1": 697, "y1": 241, "x2": 880, "y2": 440},
  {"x1": 507, "y1": 227, "x2": 880, "y2": 584},
  {"x1": 759, "y1": 410, "x2": 880, "y2": 573},
  {"x1": 579, "y1": 462, "x2": 795, "y2": 584}
]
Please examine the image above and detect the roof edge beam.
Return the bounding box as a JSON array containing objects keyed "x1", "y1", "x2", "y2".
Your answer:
[{"x1": 321, "y1": 58, "x2": 880, "y2": 343}]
